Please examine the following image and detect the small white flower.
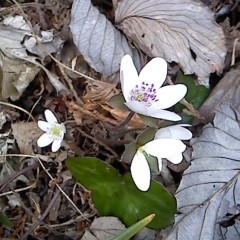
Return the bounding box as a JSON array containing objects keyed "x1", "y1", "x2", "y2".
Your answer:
[
  {"x1": 130, "y1": 125, "x2": 192, "y2": 191},
  {"x1": 37, "y1": 109, "x2": 66, "y2": 152},
  {"x1": 120, "y1": 54, "x2": 187, "y2": 121}
]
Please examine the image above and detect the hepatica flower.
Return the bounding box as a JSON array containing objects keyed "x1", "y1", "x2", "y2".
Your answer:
[
  {"x1": 131, "y1": 125, "x2": 192, "y2": 191},
  {"x1": 37, "y1": 109, "x2": 66, "y2": 152},
  {"x1": 120, "y1": 55, "x2": 187, "y2": 121}
]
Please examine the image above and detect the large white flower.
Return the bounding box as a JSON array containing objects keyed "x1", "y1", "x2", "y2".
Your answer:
[
  {"x1": 130, "y1": 125, "x2": 192, "y2": 191},
  {"x1": 37, "y1": 109, "x2": 66, "y2": 152},
  {"x1": 120, "y1": 54, "x2": 187, "y2": 121}
]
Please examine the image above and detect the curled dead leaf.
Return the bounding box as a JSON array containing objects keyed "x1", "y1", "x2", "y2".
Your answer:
[
  {"x1": 115, "y1": 0, "x2": 226, "y2": 85},
  {"x1": 101, "y1": 104, "x2": 145, "y2": 127}
]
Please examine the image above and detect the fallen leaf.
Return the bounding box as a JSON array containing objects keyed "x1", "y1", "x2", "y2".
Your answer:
[
  {"x1": 83, "y1": 80, "x2": 118, "y2": 102},
  {"x1": 166, "y1": 104, "x2": 240, "y2": 240},
  {"x1": 101, "y1": 104, "x2": 145, "y2": 127},
  {"x1": 0, "y1": 55, "x2": 40, "y2": 101},
  {"x1": 0, "y1": 16, "x2": 65, "y2": 100},
  {"x1": 11, "y1": 121, "x2": 42, "y2": 155},
  {"x1": 115, "y1": 0, "x2": 226, "y2": 85},
  {"x1": 82, "y1": 217, "x2": 125, "y2": 240},
  {"x1": 70, "y1": 0, "x2": 143, "y2": 77}
]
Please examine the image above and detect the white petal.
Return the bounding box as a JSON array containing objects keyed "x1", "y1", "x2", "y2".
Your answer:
[
  {"x1": 130, "y1": 151, "x2": 151, "y2": 191},
  {"x1": 125, "y1": 101, "x2": 181, "y2": 121},
  {"x1": 153, "y1": 84, "x2": 187, "y2": 109},
  {"x1": 155, "y1": 125, "x2": 192, "y2": 140},
  {"x1": 157, "y1": 157, "x2": 163, "y2": 171},
  {"x1": 125, "y1": 101, "x2": 149, "y2": 116},
  {"x1": 44, "y1": 109, "x2": 58, "y2": 124},
  {"x1": 51, "y1": 139, "x2": 62, "y2": 152},
  {"x1": 120, "y1": 55, "x2": 139, "y2": 102},
  {"x1": 166, "y1": 154, "x2": 183, "y2": 164},
  {"x1": 147, "y1": 108, "x2": 181, "y2": 121},
  {"x1": 139, "y1": 58, "x2": 167, "y2": 88},
  {"x1": 37, "y1": 133, "x2": 53, "y2": 147},
  {"x1": 60, "y1": 123, "x2": 67, "y2": 134},
  {"x1": 38, "y1": 120, "x2": 51, "y2": 132},
  {"x1": 144, "y1": 139, "x2": 186, "y2": 158}
]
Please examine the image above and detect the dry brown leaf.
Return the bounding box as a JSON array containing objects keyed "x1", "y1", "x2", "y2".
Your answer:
[
  {"x1": 82, "y1": 216, "x2": 125, "y2": 240},
  {"x1": 0, "y1": 55, "x2": 40, "y2": 101},
  {"x1": 0, "y1": 17, "x2": 65, "y2": 100},
  {"x1": 115, "y1": 0, "x2": 226, "y2": 85},
  {"x1": 101, "y1": 104, "x2": 145, "y2": 127},
  {"x1": 11, "y1": 121, "x2": 42, "y2": 155},
  {"x1": 83, "y1": 80, "x2": 118, "y2": 102}
]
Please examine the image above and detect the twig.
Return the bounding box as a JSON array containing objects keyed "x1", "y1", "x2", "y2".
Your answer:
[
  {"x1": 0, "y1": 162, "x2": 39, "y2": 193},
  {"x1": 231, "y1": 38, "x2": 239, "y2": 66},
  {"x1": 27, "y1": 95, "x2": 42, "y2": 122},
  {"x1": 37, "y1": 158, "x2": 89, "y2": 221},
  {"x1": 49, "y1": 213, "x2": 95, "y2": 228},
  {"x1": 58, "y1": 63, "x2": 84, "y2": 105},
  {"x1": 0, "y1": 101, "x2": 35, "y2": 122},
  {"x1": 115, "y1": 111, "x2": 135, "y2": 130},
  {"x1": 20, "y1": 184, "x2": 63, "y2": 240}
]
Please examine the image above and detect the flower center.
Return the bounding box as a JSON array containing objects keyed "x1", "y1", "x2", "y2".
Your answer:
[
  {"x1": 50, "y1": 124, "x2": 64, "y2": 139},
  {"x1": 131, "y1": 82, "x2": 158, "y2": 105}
]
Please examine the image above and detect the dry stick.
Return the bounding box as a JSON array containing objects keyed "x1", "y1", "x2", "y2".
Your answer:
[
  {"x1": 231, "y1": 38, "x2": 239, "y2": 66},
  {"x1": 77, "y1": 127, "x2": 119, "y2": 158},
  {"x1": 11, "y1": 192, "x2": 50, "y2": 239},
  {"x1": 115, "y1": 111, "x2": 135, "y2": 130},
  {"x1": 58, "y1": 64, "x2": 84, "y2": 105},
  {"x1": 27, "y1": 95, "x2": 42, "y2": 122},
  {"x1": 0, "y1": 174, "x2": 38, "y2": 197},
  {"x1": 49, "y1": 215, "x2": 92, "y2": 228},
  {"x1": 19, "y1": 183, "x2": 63, "y2": 240},
  {"x1": 0, "y1": 101, "x2": 35, "y2": 122},
  {"x1": 37, "y1": 158, "x2": 89, "y2": 221},
  {"x1": 0, "y1": 162, "x2": 39, "y2": 193},
  {"x1": 0, "y1": 2, "x2": 50, "y2": 16},
  {"x1": 1, "y1": 154, "x2": 89, "y2": 222},
  {"x1": 34, "y1": 0, "x2": 48, "y2": 30}
]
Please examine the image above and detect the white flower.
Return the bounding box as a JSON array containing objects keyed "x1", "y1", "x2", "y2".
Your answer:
[
  {"x1": 130, "y1": 125, "x2": 192, "y2": 191},
  {"x1": 37, "y1": 109, "x2": 66, "y2": 152},
  {"x1": 120, "y1": 54, "x2": 187, "y2": 121}
]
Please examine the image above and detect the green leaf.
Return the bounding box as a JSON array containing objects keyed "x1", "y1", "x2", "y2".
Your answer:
[
  {"x1": 113, "y1": 213, "x2": 155, "y2": 240},
  {"x1": 107, "y1": 93, "x2": 129, "y2": 111},
  {"x1": 136, "y1": 127, "x2": 156, "y2": 146},
  {"x1": 121, "y1": 141, "x2": 137, "y2": 163},
  {"x1": 121, "y1": 128, "x2": 156, "y2": 164},
  {"x1": 138, "y1": 114, "x2": 160, "y2": 127},
  {"x1": 178, "y1": 72, "x2": 210, "y2": 109},
  {"x1": 176, "y1": 71, "x2": 210, "y2": 123},
  {"x1": 144, "y1": 152, "x2": 159, "y2": 173},
  {"x1": 0, "y1": 212, "x2": 14, "y2": 228},
  {"x1": 66, "y1": 157, "x2": 176, "y2": 230}
]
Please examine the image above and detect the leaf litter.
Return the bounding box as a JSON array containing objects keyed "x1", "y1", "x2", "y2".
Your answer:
[{"x1": 0, "y1": 0, "x2": 240, "y2": 239}]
